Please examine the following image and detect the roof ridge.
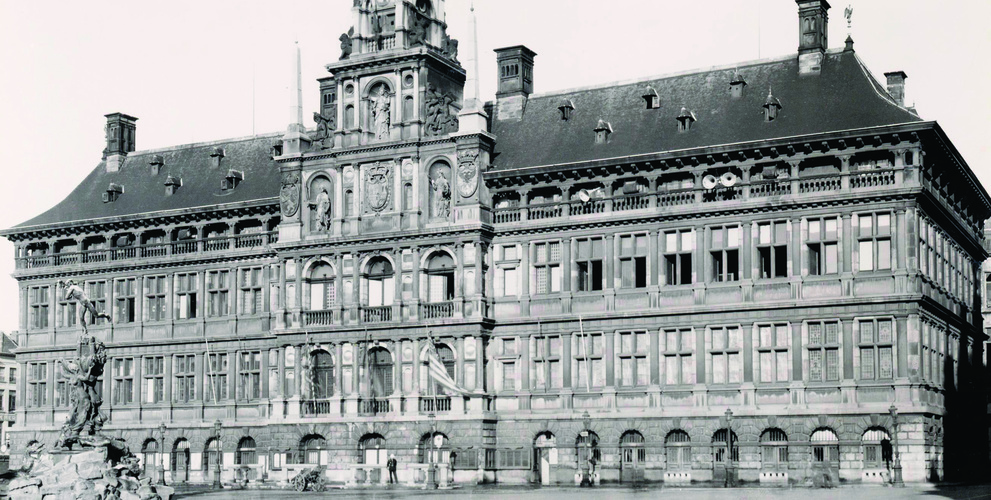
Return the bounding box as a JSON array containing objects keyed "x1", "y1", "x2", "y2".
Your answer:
[{"x1": 129, "y1": 131, "x2": 284, "y2": 156}]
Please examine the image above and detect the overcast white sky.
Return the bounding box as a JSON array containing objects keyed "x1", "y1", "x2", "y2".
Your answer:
[{"x1": 0, "y1": 0, "x2": 988, "y2": 334}]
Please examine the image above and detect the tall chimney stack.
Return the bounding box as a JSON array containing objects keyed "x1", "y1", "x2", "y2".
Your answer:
[
  {"x1": 104, "y1": 113, "x2": 137, "y2": 173},
  {"x1": 796, "y1": 0, "x2": 830, "y2": 75},
  {"x1": 493, "y1": 45, "x2": 536, "y2": 121},
  {"x1": 884, "y1": 71, "x2": 908, "y2": 107}
]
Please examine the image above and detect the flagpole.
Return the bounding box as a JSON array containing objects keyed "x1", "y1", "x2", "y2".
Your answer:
[{"x1": 579, "y1": 316, "x2": 590, "y2": 392}]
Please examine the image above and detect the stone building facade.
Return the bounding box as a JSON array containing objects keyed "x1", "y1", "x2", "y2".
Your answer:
[
  {"x1": 0, "y1": 333, "x2": 16, "y2": 455},
  {"x1": 2, "y1": 0, "x2": 988, "y2": 486}
]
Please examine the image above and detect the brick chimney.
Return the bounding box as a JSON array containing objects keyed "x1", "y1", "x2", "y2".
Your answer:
[
  {"x1": 884, "y1": 71, "x2": 908, "y2": 107},
  {"x1": 494, "y1": 45, "x2": 536, "y2": 121},
  {"x1": 796, "y1": 0, "x2": 830, "y2": 75},
  {"x1": 104, "y1": 112, "x2": 137, "y2": 173}
]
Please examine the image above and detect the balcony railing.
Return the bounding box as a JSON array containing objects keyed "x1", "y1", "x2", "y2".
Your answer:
[
  {"x1": 302, "y1": 310, "x2": 334, "y2": 326},
  {"x1": 569, "y1": 199, "x2": 607, "y2": 215},
  {"x1": 421, "y1": 301, "x2": 454, "y2": 319},
  {"x1": 419, "y1": 397, "x2": 451, "y2": 413},
  {"x1": 527, "y1": 203, "x2": 563, "y2": 221},
  {"x1": 359, "y1": 398, "x2": 392, "y2": 415},
  {"x1": 657, "y1": 189, "x2": 695, "y2": 207},
  {"x1": 301, "y1": 398, "x2": 335, "y2": 416},
  {"x1": 850, "y1": 169, "x2": 896, "y2": 189},
  {"x1": 17, "y1": 231, "x2": 278, "y2": 270},
  {"x1": 493, "y1": 208, "x2": 521, "y2": 224},
  {"x1": 613, "y1": 193, "x2": 650, "y2": 211},
  {"x1": 799, "y1": 176, "x2": 841, "y2": 194},
  {"x1": 362, "y1": 306, "x2": 393, "y2": 323},
  {"x1": 749, "y1": 180, "x2": 790, "y2": 198}
]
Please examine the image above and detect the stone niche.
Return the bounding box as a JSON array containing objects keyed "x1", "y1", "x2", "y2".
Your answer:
[{"x1": 427, "y1": 160, "x2": 453, "y2": 221}]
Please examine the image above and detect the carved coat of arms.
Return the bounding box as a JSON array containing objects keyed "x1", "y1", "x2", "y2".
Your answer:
[
  {"x1": 364, "y1": 163, "x2": 393, "y2": 212},
  {"x1": 457, "y1": 150, "x2": 479, "y2": 198},
  {"x1": 280, "y1": 172, "x2": 300, "y2": 217}
]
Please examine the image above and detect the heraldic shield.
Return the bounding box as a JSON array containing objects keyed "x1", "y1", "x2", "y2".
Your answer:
[{"x1": 365, "y1": 163, "x2": 392, "y2": 212}]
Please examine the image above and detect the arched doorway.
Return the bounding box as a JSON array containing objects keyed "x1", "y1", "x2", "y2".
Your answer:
[
  {"x1": 575, "y1": 431, "x2": 600, "y2": 477},
  {"x1": 203, "y1": 438, "x2": 221, "y2": 483},
  {"x1": 711, "y1": 428, "x2": 739, "y2": 482},
  {"x1": 418, "y1": 432, "x2": 450, "y2": 465},
  {"x1": 300, "y1": 434, "x2": 326, "y2": 465},
  {"x1": 665, "y1": 430, "x2": 691, "y2": 471},
  {"x1": 619, "y1": 430, "x2": 646, "y2": 484},
  {"x1": 533, "y1": 431, "x2": 556, "y2": 485},
  {"x1": 862, "y1": 427, "x2": 891, "y2": 470},
  {"x1": 171, "y1": 439, "x2": 190, "y2": 483},
  {"x1": 360, "y1": 433, "x2": 387, "y2": 465},
  {"x1": 142, "y1": 439, "x2": 158, "y2": 482},
  {"x1": 760, "y1": 428, "x2": 789, "y2": 471}
]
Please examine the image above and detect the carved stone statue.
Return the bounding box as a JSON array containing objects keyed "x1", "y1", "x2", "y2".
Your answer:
[
  {"x1": 441, "y1": 33, "x2": 459, "y2": 63},
  {"x1": 430, "y1": 171, "x2": 451, "y2": 218},
  {"x1": 424, "y1": 84, "x2": 459, "y2": 136},
  {"x1": 300, "y1": 345, "x2": 316, "y2": 399},
  {"x1": 59, "y1": 280, "x2": 112, "y2": 334},
  {"x1": 408, "y1": 12, "x2": 430, "y2": 47},
  {"x1": 312, "y1": 187, "x2": 332, "y2": 231},
  {"x1": 370, "y1": 87, "x2": 392, "y2": 140},
  {"x1": 312, "y1": 111, "x2": 334, "y2": 148},
  {"x1": 340, "y1": 27, "x2": 354, "y2": 60},
  {"x1": 54, "y1": 336, "x2": 107, "y2": 451}
]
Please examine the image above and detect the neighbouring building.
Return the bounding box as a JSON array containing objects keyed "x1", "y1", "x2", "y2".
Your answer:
[
  {"x1": 1, "y1": 0, "x2": 988, "y2": 486},
  {"x1": 0, "y1": 333, "x2": 16, "y2": 454}
]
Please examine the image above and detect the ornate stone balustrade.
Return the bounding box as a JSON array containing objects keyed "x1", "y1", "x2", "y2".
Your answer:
[{"x1": 421, "y1": 301, "x2": 454, "y2": 319}]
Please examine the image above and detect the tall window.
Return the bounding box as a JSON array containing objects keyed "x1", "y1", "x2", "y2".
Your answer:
[
  {"x1": 760, "y1": 429, "x2": 789, "y2": 470},
  {"x1": 205, "y1": 353, "x2": 229, "y2": 402},
  {"x1": 807, "y1": 216, "x2": 839, "y2": 275},
  {"x1": 858, "y1": 318, "x2": 894, "y2": 380},
  {"x1": 757, "y1": 221, "x2": 788, "y2": 278},
  {"x1": 575, "y1": 238, "x2": 603, "y2": 292},
  {"x1": 115, "y1": 278, "x2": 136, "y2": 323},
  {"x1": 664, "y1": 229, "x2": 693, "y2": 285},
  {"x1": 29, "y1": 285, "x2": 49, "y2": 329},
  {"x1": 54, "y1": 369, "x2": 69, "y2": 407},
  {"x1": 919, "y1": 217, "x2": 931, "y2": 277},
  {"x1": 27, "y1": 362, "x2": 47, "y2": 407},
  {"x1": 862, "y1": 428, "x2": 890, "y2": 468},
  {"x1": 58, "y1": 286, "x2": 77, "y2": 328},
  {"x1": 810, "y1": 428, "x2": 839, "y2": 465},
  {"x1": 364, "y1": 258, "x2": 395, "y2": 307},
  {"x1": 712, "y1": 429, "x2": 739, "y2": 463},
  {"x1": 425, "y1": 253, "x2": 455, "y2": 302},
  {"x1": 236, "y1": 437, "x2": 257, "y2": 465},
  {"x1": 308, "y1": 264, "x2": 336, "y2": 310},
  {"x1": 756, "y1": 324, "x2": 790, "y2": 383},
  {"x1": 143, "y1": 356, "x2": 165, "y2": 404},
  {"x1": 710, "y1": 225, "x2": 740, "y2": 282},
  {"x1": 113, "y1": 358, "x2": 135, "y2": 405},
  {"x1": 573, "y1": 333, "x2": 605, "y2": 389},
  {"x1": 312, "y1": 350, "x2": 335, "y2": 398},
  {"x1": 857, "y1": 213, "x2": 891, "y2": 271},
  {"x1": 531, "y1": 336, "x2": 563, "y2": 390},
  {"x1": 619, "y1": 234, "x2": 648, "y2": 288},
  {"x1": 496, "y1": 337, "x2": 518, "y2": 392},
  {"x1": 617, "y1": 331, "x2": 649, "y2": 386},
  {"x1": 174, "y1": 273, "x2": 197, "y2": 320},
  {"x1": 663, "y1": 328, "x2": 695, "y2": 385},
  {"x1": 709, "y1": 326, "x2": 742, "y2": 384},
  {"x1": 665, "y1": 430, "x2": 692, "y2": 470},
  {"x1": 301, "y1": 435, "x2": 328, "y2": 465},
  {"x1": 145, "y1": 276, "x2": 168, "y2": 321},
  {"x1": 808, "y1": 321, "x2": 840, "y2": 382},
  {"x1": 533, "y1": 241, "x2": 562, "y2": 294},
  {"x1": 174, "y1": 354, "x2": 196, "y2": 403},
  {"x1": 86, "y1": 280, "x2": 109, "y2": 325},
  {"x1": 206, "y1": 270, "x2": 230, "y2": 317},
  {"x1": 238, "y1": 351, "x2": 261, "y2": 401},
  {"x1": 240, "y1": 267, "x2": 264, "y2": 315},
  {"x1": 495, "y1": 244, "x2": 520, "y2": 297}
]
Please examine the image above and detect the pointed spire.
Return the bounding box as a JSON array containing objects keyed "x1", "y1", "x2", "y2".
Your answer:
[
  {"x1": 283, "y1": 40, "x2": 310, "y2": 154},
  {"x1": 458, "y1": 0, "x2": 488, "y2": 134}
]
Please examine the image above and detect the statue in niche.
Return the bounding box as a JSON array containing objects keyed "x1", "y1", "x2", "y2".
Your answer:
[
  {"x1": 310, "y1": 187, "x2": 332, "y2": 231},
  {"x1": 300, "y1": 344, "x2": 315, "y2": 399},
  {"x1": 340, "y1": 27, "x2": 354, "y2": 60},
  {"x1": 424, "y1": 84, "x2": 459, "y2": 136},
  {"x1": 370, "y1": 86, "x2": 392, "y2": 140},
  {"x1": 54, "y1": 336, "x2": 107, "y2": 450},
  {"x1": 430, "y1": 169, "x2": 451, "y2": 219},
  {"x1": 441, "y1": 33, "x2": 459, "y2": 63},
  {"x1": 58, "y1": 280, "x2": 112, "y2": 335},
  {"x1": 312, "y1": 111, "x2": 335, "y2": 148}
]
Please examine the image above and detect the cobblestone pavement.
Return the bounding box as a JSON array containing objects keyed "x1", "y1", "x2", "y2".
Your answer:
[{"x1": 175, "y1": 483, "x2": 991, "y2": 500}]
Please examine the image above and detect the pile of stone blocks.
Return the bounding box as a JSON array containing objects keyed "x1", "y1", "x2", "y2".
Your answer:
[{"x1": 7, "y1": 445, "x2": 175, "y2": 500}]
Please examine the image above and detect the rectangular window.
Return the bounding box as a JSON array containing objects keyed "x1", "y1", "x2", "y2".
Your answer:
[
  {"x1": 238, "y1": 351, "x2": 261, "y2": 400},
  {"x1": 617, "y1": 331, "x2": 649, "y2": 386},
  {"x1": 85, "y1": 280, "x2": 109, "y2": 326},
  {"x1": 575, "y1": 238, "x2": 604, "y2": 292},
  {"x1": 174, "y1": 354, "x2": 196, "y2": 403},
  {"x1": 206, "y1": 270, "x2": 230, "y2": 317},
  {"x1": 710, "y1": 226, "x2": 741, "y2": 282},
  {"x1": 573, "y1": 333, "x2": 605, "y2": 389},
  {"x1": 240, "y1": 267, "x2": 264, "y2": 315},
  {"x1": 58, "y1": 288, "x2": 78, "y2": 328},
  {"x1": 533, "y1": 242, "x2": 562, "y2": 295},
  {"x1": 808, "y1": 321, "x2": 841, "y2": 382},
  {"x1": 175, "y1": 273, "x2": 198, "y2": 320},
  {"x1": 664, "y1": 229, "x2": 694, "y2": 285},
  {"x1": 756, "y1": 324, "x2": 790, "y2": 383},
  {"x1": 7, "y1": 391, "x2": 15, "y2": 412},
  {"x1": 206, "y1": 353, "x2": 229, "y2": 402},
  {"x1": 29, "y1": 285, "x2": 50, "y2": 329},
  {"x1": 53, "y1": 370, "x2": 69, "y2": 407},
  {"x1": 709, "y1": 326, "x2": 742, "y2": 384},
  {"x1": 112, "y1": 358, "x2": 135, "y2": 405},
  {"x1": 27, "y1": 362, "x2": 47, "y2": 407},
  {"x1": 500, "y1": 361, "x2": 515, "y2": 392},
  {"x1": 619, "y1": 234, "x2": 648, "y2": 288},
  {"x1": 495, "y1": 244, "x2": 520, "y2": 297},
  {"x1": 757, "y1": 221, "x2": 788, "y2": 278},
  {"x1": 807, "y1": 217, "x2": 839, "y2": 275},
  {"x1": 532, "y1": 336, "x2": 563, "y2": 390},
  {"x1": 857, "y1": 213, "x2": 892, "y2": 271},
  {"x1": 114, "y1": 278, "x2": 136, "y2": 323},
  {"x1": 858, "y1": 318, "x2": 894, "y2": 380},
  {"x1": 145, "y1": 275, "x2": 168, "y2": 321},
  {"x1": 663, "y1": 328, "x2": 695, "y2": 385},
  {"x1": 144, "y1": 356, "x2": 165, "y2": 404}
]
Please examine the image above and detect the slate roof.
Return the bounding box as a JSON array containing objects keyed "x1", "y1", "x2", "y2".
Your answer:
[
  {"x1": 14, "y1": 133, "x2": 283, "y2": 230},
  {"x1": 488, "y1": 49, "x2": 922, "y2": 172},
  {"x1": 0, "y1": 333, "x2": 16, "y2": 356}
]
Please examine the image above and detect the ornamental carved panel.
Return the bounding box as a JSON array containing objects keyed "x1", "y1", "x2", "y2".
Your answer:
[
  {"x1": 364, "y1": 162, "x2": 393, "y2": 213},
  {"x1": 280, "y1": 171, "x2": 300, "y2": 217},
  {"x1": 457, "y1": 150, "x2": 479, "y2": 198}
]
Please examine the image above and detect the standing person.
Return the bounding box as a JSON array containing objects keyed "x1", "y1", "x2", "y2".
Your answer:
[{"x1": 387, "y1": 454, "x2": 398, "y2": 484}]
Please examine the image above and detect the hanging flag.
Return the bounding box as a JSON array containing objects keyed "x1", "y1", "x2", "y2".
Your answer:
[{"x1": 426, "y1": 340, "x2": 468, "y2": 395}]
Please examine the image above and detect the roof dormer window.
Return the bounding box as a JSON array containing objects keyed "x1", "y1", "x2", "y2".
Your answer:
[
  {"x1": 149, "y1": 154, "x2": 164, "y2": 175},
  {"x1": 730, "y1": 71, "x2": 747, "y2": 98},
  {"x1": 558, "y1": 99, "x2": 575, "y2": 121},
  {"x1": 164, "y1": 176, "x2": 181, "y2": 196},
  {"x1": 210, "y1": 147, "x2": 225, "y2": 168},
  {"x1": 222, "y1": 169, "x2": 244, "y2": 191},
  {"x1": 594, "y1": 119, "x2": 612, "y2": 144},
  {"x1": 103, "y1": 183, "x2": 123, "y2": 203},
  {"x1": 677, "y1": 107, "x2": 696, "y2": 132},
  {"x1": 642, "y1": 86, "x2": 659, "y2": 109},
  {"x1": 763, "y1": 89, "x2": 782, "y2": 122}
]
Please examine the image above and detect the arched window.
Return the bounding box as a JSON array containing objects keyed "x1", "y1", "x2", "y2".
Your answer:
[
  {"x1": 810, "y1": 428, "x2": 839, "y2": 465},
  {"x1": 425, "y1": 253, "x2": 455, "y2": 303},
  {"x1": 142, "y1": 439, "x2": 158, "y2": 476},
  {"x1": 665, "y1": 430, "x2": 691, "y2": 470},
  {"x1": 368, "y1": 347, "x2": 394, "y2": 397},
  {"x1": 421, "y1": 343, "x2": 455, "y2": 395},
  {"x1": 535, "y1": 431, "x2": 556, "y2": 448},
  {"x1": 403, "y1": 96, "x2": 414, "y2": 122},
  {"x1": 862, "y1": 427, "x2": 891, "y2": 468},
  {"x1": 712, "y1": 429, "x2": 739, "y2": 464},
  {"x1": 360, "y1": 433, "x2": 387, "y2": 465},
  {"x1": 203, "y1": 438, "x2": 221, "y2": 471},
  {"x1": 403, "y1": 183, "x2": 413, "y2": 211},
  {"x1": 345, "y1": 105, "x2": 355, "y2": 129},
  {"x1": 364, "y1": 257, "x2": 395, "y2": 307},
  {"x1": 300, "y1": 434, "x2": 326, "y2": 465},
  {"x1": 236, "y1": 437, "x2": 257, "y2": 465},
  {"x1": 575, "y1": 431, "x2": 600, "y2": 465},
  {"x1": 313, "y1": 349, "x2": 335, "y2": 398},
  {"x1": 620, "y1": 431, "x2": 646, "y2": 465},
  {"x1": 344, "y1": 189, "x2": 354, "y2": 217},
  {"x1": 760, "y1": 428, "x2": 788, "y2": 469},
  {"x1": 172, "y1": 439, "x2": 190, "y2": 482},
  {"x1": 308, "y1": 262, "x2": 336, "y2": 311},
  {"x1": 418, "y1": 432, "x2": 450, "y2": 464}
]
